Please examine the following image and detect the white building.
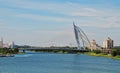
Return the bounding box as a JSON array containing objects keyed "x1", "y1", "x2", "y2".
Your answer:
[
  {"x1": 0, "y1": 37, "x2": 3, "y2": 48},
  {"x1": 0, "y1": 37, "x2": 14, "y2": 48},
  {"x1": 88, "y1": 39, "x2": 101, "y2": 50},
  {"x1": 89, "y1": 40, "x2": 97, "y2": 50},
  {"x1": 10, "y1": 41, "x2": 15, "y2": 48},
  {"x1": 3, "y1": 43, "x2": 10, "y2": 48},
  {"x1": 103, "y1": 37, "x2": 113, "y2": 49}
]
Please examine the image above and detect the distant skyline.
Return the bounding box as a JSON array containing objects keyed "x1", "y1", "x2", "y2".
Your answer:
[{"x1": 0, "y1": 0, "x2": 120, "y2": 46}]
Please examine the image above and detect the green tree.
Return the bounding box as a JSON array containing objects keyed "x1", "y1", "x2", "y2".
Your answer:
[
  {"x1": 0, "y1": 48, "x2": 19, "y2": 54},
  {"x1": 111, "y1": 49, "x2": 117, "y2": 56},
  {"x1": 111, "y1": 47, "x2": 120, "y2": 56}
]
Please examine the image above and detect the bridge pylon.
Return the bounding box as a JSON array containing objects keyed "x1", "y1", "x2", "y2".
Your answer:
[{"x1": 73, "y1": 22, "x2": 91, "y2": 50}]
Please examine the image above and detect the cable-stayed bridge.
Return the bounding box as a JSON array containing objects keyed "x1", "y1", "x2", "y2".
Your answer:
[{"x1": 18, "y1": 22, "x2": 92, "y2": 53}]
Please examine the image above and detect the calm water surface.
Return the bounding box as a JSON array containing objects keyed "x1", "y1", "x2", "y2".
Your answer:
[{"x1": 0, "y1": 52, "x2": 120, "y2": 73}]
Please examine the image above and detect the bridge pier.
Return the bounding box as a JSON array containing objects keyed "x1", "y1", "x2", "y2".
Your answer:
[
  {"x1": 19, "y1": 49, "x2": 26, "y2": 53},
  {"x1": 23, "y1": 50, "x2": 25, "y2": 53}
]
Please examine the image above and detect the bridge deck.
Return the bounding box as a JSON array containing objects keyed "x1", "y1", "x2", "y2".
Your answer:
[{"x1": 18, "y1": 47, "x2": 88, "y2": 53}]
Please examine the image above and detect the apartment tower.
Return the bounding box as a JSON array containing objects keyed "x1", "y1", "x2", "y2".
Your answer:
[{"x1": 103, "y1": 37, "x2": 113, "y2": 49}]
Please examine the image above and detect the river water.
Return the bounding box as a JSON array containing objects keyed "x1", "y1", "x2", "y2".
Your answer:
[{"x1": 0, "y1": 52, "x2": 120, "y2": 73}]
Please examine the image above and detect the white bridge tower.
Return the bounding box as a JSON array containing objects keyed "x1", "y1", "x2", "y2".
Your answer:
[{"x1": 73, "y1": 22, "x2": 91, "y2": 50}]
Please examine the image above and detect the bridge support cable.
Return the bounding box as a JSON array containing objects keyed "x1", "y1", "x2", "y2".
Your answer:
[
  {"x1": 77, "y1": 26, "x2": 91, "y2": 45},
  {"x1": 77, "y1": 29, "x2": 86, "y2": 50},
  {"x1": 75, "y1": 26, "x2": 85, "y2": 50}
]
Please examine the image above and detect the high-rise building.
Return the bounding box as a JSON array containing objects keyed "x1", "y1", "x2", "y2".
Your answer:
[
  {"x1": 11, "y1": 41, "x2": 15, "y2": 48},
  {"x1": 103, "y1": 37, "x2": 113, "y2": 49},
  {"x1": 0, "y1": 37, "x2": 3, "y2": 48},
  {"x1": 0, "y1": 37, "x2": 15, "y2": 48}
]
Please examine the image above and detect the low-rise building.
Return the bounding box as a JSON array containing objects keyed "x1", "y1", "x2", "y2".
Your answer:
[{"x1": 90, "y1": 40, "x2": 97, "y2": 50}]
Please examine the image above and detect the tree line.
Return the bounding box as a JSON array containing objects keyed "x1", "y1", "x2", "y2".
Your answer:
[{"x1": 0, "y1": 48, "x2": 19, "y2": 54}]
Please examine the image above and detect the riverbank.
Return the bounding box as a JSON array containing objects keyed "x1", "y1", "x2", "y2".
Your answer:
[
  {"x1": 32, "y1": 50, "x2": 120, "y2": 60},
  {"x1": 86, "y1": 52, "x2": 120, "y2": 60}
]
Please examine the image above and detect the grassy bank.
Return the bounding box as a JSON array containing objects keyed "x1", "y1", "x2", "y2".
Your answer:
[{"x1": 86, "y1": 52, "x2": 120, "y2": 60}]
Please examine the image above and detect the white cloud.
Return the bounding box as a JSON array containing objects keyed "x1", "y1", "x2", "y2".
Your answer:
[
  {"x1": 0, "y1": 0, "x2": 107, "y2": 17},
  {"x1": 93, "y1": 16, "x2": 120, "y2": 28},
  {"x1": 16, "y1": 13, "x2": 72, "y2": 22},
  {"x1": 1, "y1": 0, "x2": 120, "y2": 22}
]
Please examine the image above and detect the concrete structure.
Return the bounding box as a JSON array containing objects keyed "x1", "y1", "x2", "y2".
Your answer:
[
  {"x1": 0, "y1": 37, "x2": 3, "y2": 48},
  {"x1": 88, "y1": 40, "x2": 101, "y2": 50},
  {"x1": 18, "y1": 47, "x2": 89, "y2": 53},
  {"x1": 3, "y1": 43, "x2": 9, "y2": 48},
  {"x1": 10, "y1": 41, "x2": 15, "y2": 48},
  {"x1": 90, "y1": 40, "x2": 97, "y2": 50},
  {"x1": 0, "y1": 37, "x2": 14, "y2": 48},
  {"x1": 103, "y1": 37, "x2": 113, "y2": 49},
  {"x1": 73, "y1": 22, "x2": 91, "y2": 50}
]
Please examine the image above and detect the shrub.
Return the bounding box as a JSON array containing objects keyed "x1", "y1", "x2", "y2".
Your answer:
[{"x1": 93, "y1": 50, "x2": 101, "y2": 54}]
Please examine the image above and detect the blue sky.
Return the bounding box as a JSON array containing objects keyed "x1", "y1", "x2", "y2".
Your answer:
[{"x1": 0, "y1": 0, "x2": 120, "y2": 46}]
